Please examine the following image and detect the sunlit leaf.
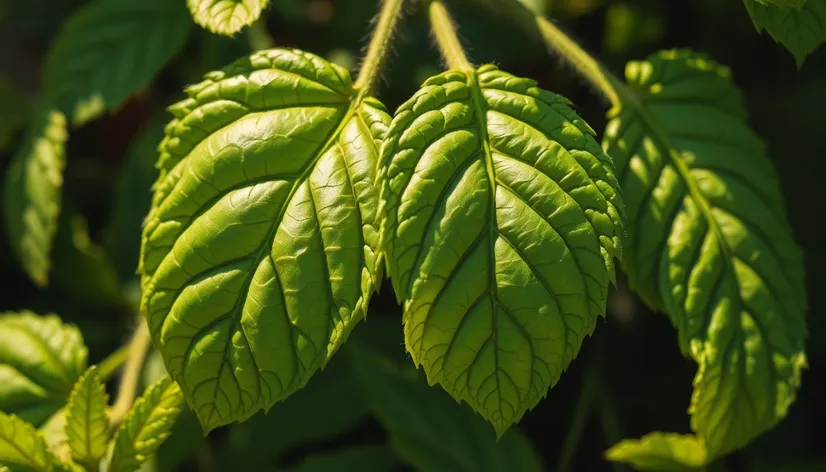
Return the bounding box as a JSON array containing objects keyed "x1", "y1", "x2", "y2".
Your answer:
[
  {"x1": 0, "y1": 411, "x2": 57, "y2": 471},
  {"x1": 604, "y1": 49, "x2": 807, "y2": 456},
  {"x1": 187, "y1": 0, "x2": 269, "y2": 36},
  {"x1": 605, "y1": 432, "x2": 708, "y2": 471},
  {"x1": 64, "y1": 367, "x2": 109, "y2": 469},
  {"x1": 377, "y1": 65, "x2": 623, "y2": 435},
  {"x1": 139, "y1": 49, "x2": 389, "y2": 432}
]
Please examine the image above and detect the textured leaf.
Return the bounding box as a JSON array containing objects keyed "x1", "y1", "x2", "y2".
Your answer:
[
  {"x1": 108, "y1": 377, "x2": 183, "y2": 472},
  {"x1": 605, "y1": 433, "x2": 707, "y2": 471},
  {"x1": 187, "y1": 0, "x2": 269, "y2": 36},
  {"x1": 350, "y1": 344, "x2": 543, "y2": 472},
  {"x1": 603, "y1": 50, "x2": 807, "y2": 456},
  {"x1": 0, "y1": 77, "x2": 30, "y2": 150},
  {"x1": 0, "y1": 411, "x2": 56, "y2": 471},
  {"x1": 139, "y1": 48, "x2": 389, "y2": 432},
  {"x1": 376, "y1": 65, "x2": 623, "y2": 435},
  {"x1": 0, "y1": 312, "x2": 88, "y2": 427},
  {"x1": 743, "y1": 0, "x2": 826, "y2": 67},
  {"x1": 2, "y1": 110, "x2": 68, "y2": 287},
  {"x1": 44, "y1": 0, "x2": 192, "y2": 125},
  {"x1": 64, "y1": 367, "x2": 109, "y2": 469}
]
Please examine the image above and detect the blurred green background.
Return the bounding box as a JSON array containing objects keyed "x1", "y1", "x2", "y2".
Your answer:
[{"x1": 1, "y1": 0, "x2": 823, "y2": 470}]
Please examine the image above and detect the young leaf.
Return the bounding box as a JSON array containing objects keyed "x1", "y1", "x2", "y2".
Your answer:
[
  {"x1": 743, "y1": 0, "x2": 826, "y2": 67},
  {"x1": 64, "y1": 366, "x2": 109, "y2": 469},
  {"x1": 138, "y1": 48, "x2": 389, "y2": 432},
  {"x1": 376, "y1": 65, "x2": 623, "y2": 435},
  {"x1": 0, "y1": 411, "x2": 57, "y2": 471},
  {"x1": 187, "y1": 0, "x2": 269, "y2": 36},
  {"x1": 605, "y1": 433, "x2": 708, "y2": 471},
  {"x1": 349, "y1": 344, "x2": 543, "y2": 472},
  {"x1": 2, "y1": 110, "x2": 68, "y2": 287},
  {"x1": 108, "y1": 377, "x2": 183, "y2": 472},
  {"x1": 603, "y1": 50, "x2": 807, "y2": 456},
  {"x1": 44, "y1": 0, "x2": 192, "y2": 126},
  {"x1": 0, "y1": 312, "x2": 88, "y2": 427}
]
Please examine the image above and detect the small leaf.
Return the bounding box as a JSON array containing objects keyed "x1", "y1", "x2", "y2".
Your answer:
[
  {"x1": 2, "y1": 110, "x2": 68, "y2": 287},
  {"x1": 603, "y1": 50, "x2": 807, "y2": 456},
  {"x1": 605, "y1": 432, "x2": 708, "y2": 471},
  {"x1": 0, "y1": 76, "x2": 30, "y2": 150},
  {"x1": 64, "y1": 366, "x2": 109, "y2": 470},
  {"x1": 187, "y1": 0, "x2": 269, "y2": 36},
  {"x1": 0, "y1": 312, "x2": 88, "y2": 427},
  {"x1": 377, "y1": 65, "x2": 623, "y2": 435},
  {"x1": 350, "y1": 344, "x2": 544, "y2": 472},
  {"x1": 108, "y1": 377, "x2": 184, "y2": 472},
  {"x1": 0, "y1": 411, "x2": 56, "y2": 471},
  {"x1": 743, "y1": 0, "x2": 826, "y2": 67},
  {"x1": 139, "y1": 49, "x2": 390, "y2": 432},
  {"x1": 44, "y1": 0, "x2": 192, "y2": 125}
]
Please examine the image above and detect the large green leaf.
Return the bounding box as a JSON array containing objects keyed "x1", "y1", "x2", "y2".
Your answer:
[
  {"x1": 605, "y1": 432, "x2": 707, "y2": 471},
  {"x1": 64, "y1": 367, "x2": 109, "y2": 470},
  {"x1": 139, "y1": 48, "x2": 390, "y2": 432},
  {"x1": 2, "y1": 110, "x2": 68, "y2": 287},
  {"x1": 108, "y1": 377, "x2": 183, "y2": 472},
  {"x1": 743, "y1": 0, "x2": 826, "y2": 67},
  {"x1": 44, "y1": 0, "x2": 192, "y2": 125},
  {"x1": 376, "y1": 65, "x2": 623, "y2": 435},
  {"x1": 350, "y1": 344, "x2": 543, "y2": 472},
  {"x1": 0, "y1": 312, "x2": 87, "y2": 427},
  {"x1": 0, "y1": 412, "x2": 57, "y2": 472},
  {"x1": 603, "y1": 50, "x2": 807, "y2": 456},
  {"x1": 187, "y1": 0, "x2": 269, "y2": 36}
]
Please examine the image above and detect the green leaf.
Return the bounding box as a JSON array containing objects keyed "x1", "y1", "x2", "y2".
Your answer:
[
  {"x1": 0, "y1": 312, "x2": 88, "y2": 427},
  {"x1": 752, "y1": 0, "x2": 808, "y2": 8},
  {"x1": 0, "y1": 76, "x2": 30, "y2": 151},
  {"x1": 2, "y1": 110, "x2": 68, "y2": 287},
  {"x1": 743, "y1": 0, "x2": 826, "y2": 67},
  {"x1": 187, "y1": 0, "x2": 269, "y2": 36},
  {"x1": 350, "y1": 344, "x2": 543, "y2": 472},
  {"x1": 108, "y1": 377, "x2": 183, "y2": 472},
  {"x1": 44, "y1": 0, "x2": 192, "y2": 126},
  {"x1": 376, "y1": 65, "x2": 623, "y2": 435},
  {"x1": 64, "y1": 367, "x2": 109, "y2": 470},
  {"x1": 603, "y1": 49, "x2": 807, "y2": 456},
  {"x1": 605, "y1": 432, "x2": 708, "y2": 471},
  {"x1": 0, "y1": 411, "x2": 57, "y2": 471},
  {"x1": 281, "y1": 445, "x2": 399, "y2": 472},
  {"x1": 139, "y1": 48, "x2": 390, "y2": 432}
]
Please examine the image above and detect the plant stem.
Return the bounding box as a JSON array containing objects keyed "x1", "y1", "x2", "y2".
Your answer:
[
  {"x1": 97, "y1": 344, "x2": 130, "y2": 381},
  {"x1": 557, "y1": 361, "x2": 600, "y2": 472},
  {"x1": 428, "y1": 1, "x2": 473, "y2": 70},
  {"x1": 354, "y1": 0, "x2": 406, "y2": 99},
  {"x1": 480, "y1": 0, "x2": 624, "y2": 108},
  {"x1": 247, "y1": 17, "x2": 275, "y2": 51},
  {"x1": 109, "y1": 320, "x2": 151, "y2": 427}
]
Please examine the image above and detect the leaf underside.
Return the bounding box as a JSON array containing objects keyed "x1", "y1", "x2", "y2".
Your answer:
[
  {"x1": 187, "y1": 0, "x2": 269, "y2": 36},
  {"x1": 65, "y1": 366, "x2": 109, "y2": 468},
  {"x1": 108, "y1": 376, "x2": 183, "y2": 472},
  {"x1": 377, "y1": 65, "x2": 624, "y2": 435},
  {"x1": 0, "y1": 312, "x2": 87, "y2": 427},
  {"x1": 605, "y1": 432, "x2": 707, "y2": 471},
  {"x1": 604, "y1": 49, "x2": 807, "y2": 456},
  {"x1": 2, "y1": 110, "x2": 68, "y2": 287},
  {"x1": 44, "y1": 0, "x2": 192, "y2": 125},
  {"x1": 743, "y1": 0, "x2": 826, "y2": 67},
  {"x1": 139, "y1": 48, "x2": 389, "y2": 432}
]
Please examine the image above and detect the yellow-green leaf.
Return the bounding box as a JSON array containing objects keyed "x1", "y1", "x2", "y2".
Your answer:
[
  {"x1": 2, "y1": 110, "x2": 68, "y2": 286},
  {"x1": 108, "y1": 377, "x2": 183, "y2": 472},
  {"x1": 187, "y1": 0, "x2": 269, "y2": 36},
  {"x1": 64, "y1": 367, "x2": 109, "y2": 469},
  {"x1": 605, "y1": 432, "x2": 707, "y2": 471},
  {"x1": 0, "y1": 411, "x2": 56, "y2": 471}
]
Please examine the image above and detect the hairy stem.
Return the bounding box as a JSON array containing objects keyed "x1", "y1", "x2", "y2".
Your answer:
[
  {"x1": 109, "y1": 320, "x2": 151, "y2": 427},
  {"x1": 354, "y1": 0, "x2": 406, "y2": 99},
  {"x1": 479, "y1": 0, "x2": 624, "y2": 107},
  {"x1": 429, "y1": 0, "x2": 472, "y2": 70}
]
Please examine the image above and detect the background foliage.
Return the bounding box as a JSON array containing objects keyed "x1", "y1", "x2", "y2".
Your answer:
[{"x1": 0, "y1": 0, "x2": 823, "y2": 470}]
